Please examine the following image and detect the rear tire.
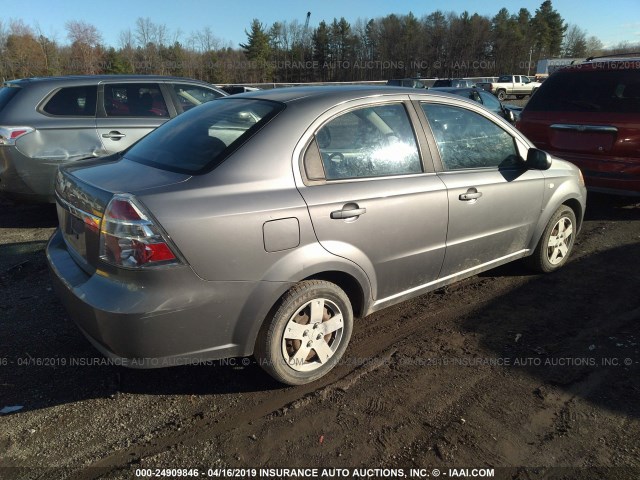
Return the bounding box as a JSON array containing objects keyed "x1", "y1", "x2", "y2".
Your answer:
[
  {"x1": 526, "y1": 205, "x2": 577, "y2": 273},
  {"x1": 497, "y1": 89, "x2": 506, "y2": 101},
  {"x1": 255, "y1": 280, "x2": 353, "y2": 385}
]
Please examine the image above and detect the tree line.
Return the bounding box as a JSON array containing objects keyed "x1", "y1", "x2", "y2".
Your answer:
[{"x1": 1, "y1": 1, "x2": 637, "y2": 84}]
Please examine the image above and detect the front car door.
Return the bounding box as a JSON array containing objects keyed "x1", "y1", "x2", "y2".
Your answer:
[
  {"x1": 295, "y1": 98, "x2": 449, "y2": 304},
  {"x1": 416, "y1": 99, "x2": 545, "y2": 278}
]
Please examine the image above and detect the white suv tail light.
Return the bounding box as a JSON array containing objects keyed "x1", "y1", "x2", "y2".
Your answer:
[{"x1": 99, "y1": 194, "x2": 181, "y2": 268}]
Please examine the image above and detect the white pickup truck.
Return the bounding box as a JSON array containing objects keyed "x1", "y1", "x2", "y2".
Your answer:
[{"x1": 477, "y1": 75, "x2": 542, "y2": 101}]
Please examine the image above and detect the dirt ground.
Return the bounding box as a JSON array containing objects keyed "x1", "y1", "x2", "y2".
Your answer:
[{"x1": 0, "y1": 190, "x2": 639, "y2": 480}]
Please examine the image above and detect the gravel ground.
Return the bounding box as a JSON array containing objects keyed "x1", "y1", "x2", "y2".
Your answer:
[{"x1": 1, "y1": 187, "x2": 639, "y2": 480}]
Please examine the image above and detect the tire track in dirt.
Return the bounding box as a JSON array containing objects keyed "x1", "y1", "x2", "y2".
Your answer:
[{"x1": 72, "y1": 276, "x2": 526, "y2": 479}]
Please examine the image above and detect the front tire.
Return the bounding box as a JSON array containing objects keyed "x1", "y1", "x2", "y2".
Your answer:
[
  {"x1": 255, "y1": 280, "x2": 353, "y2": 385},
  {"x1": 516, "y1": 95, "x2": 525, "y2": 99},
  {"x1": 526, "y1": 205, "x2": 577, "y2": 273}
]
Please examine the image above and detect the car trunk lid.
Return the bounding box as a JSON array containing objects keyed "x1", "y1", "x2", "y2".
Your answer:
[
  {"x1": 55, "y1": 156, "x2": 190, "y2": 272},
  {"x1": 549, "y1": 122, "x2": 618, "y2": 153},
  {"x1": 520, "y1": 111, "x2": 639, "y2": 160}
]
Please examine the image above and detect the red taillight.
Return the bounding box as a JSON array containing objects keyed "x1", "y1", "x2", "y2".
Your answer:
[
  {"x1": 99, "y1": 195, "x2": 180, "y2": 268},
  {"x1": 11, "y1": 129, "x2": 28, "y2": 138},
  {"x1": 106, "y1": 198, "x2": 143, "y2": 220},
  {"x1": 0, "y1": 126, "x2": 34, "y2": 145}
]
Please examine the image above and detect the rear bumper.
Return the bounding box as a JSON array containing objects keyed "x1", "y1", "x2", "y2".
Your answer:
[
  {"x1": 0, "y1": 147, "x2": 57, "y2": 202},
  {"x1": 46, "y1": 229, "x2": 289, "y2": 367},
  {"x1": 581, "y1": 171, "x2": 640, "y2": 196},
  {"x1": 546, "y1": 151, "x2": 640, "y2": 195}
]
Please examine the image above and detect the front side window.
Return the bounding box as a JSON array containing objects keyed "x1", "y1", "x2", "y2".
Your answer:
[
  {"x1": 313, "y1": 103, "x2": 422, "y2": 180},
  {"x1": 172, "y1": 84, "x2": 224, "y2": 112},
  {"x1": 103, "y1": 83, "x2": 169, "y2": 117},
  {"x1": 43, "y1": 86, "x2": 97, "y2": 116},
  {"x1": 422, "y1": 103, "x2": 519, "y2": 170}
]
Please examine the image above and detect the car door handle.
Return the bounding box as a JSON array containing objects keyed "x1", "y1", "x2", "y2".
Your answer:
[
  {"x1": 102, "y1": 131, "x2": 126, "y2": 140},
  {"x1": 330, "y1": 205, "x2": 366, "y2": 219},
  {"x1": 459, "y1": 188, "x2": 482, "y2": 201}
]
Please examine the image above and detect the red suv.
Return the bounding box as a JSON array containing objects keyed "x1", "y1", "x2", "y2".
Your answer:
[{"x1": 517, "y1": 56, "x2": 640, "y2": 195}]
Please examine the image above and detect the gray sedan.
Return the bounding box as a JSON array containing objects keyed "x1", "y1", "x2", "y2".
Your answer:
[{"x1": 47, "y1": 86, "x2": 586, "y2": 385}]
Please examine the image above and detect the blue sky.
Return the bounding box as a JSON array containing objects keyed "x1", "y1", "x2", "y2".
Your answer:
[{"x1": 16, "y1": 0, "x2": 640, "y2": 49}]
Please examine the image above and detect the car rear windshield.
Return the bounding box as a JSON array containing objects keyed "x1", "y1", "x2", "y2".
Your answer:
[
  {"x1": 0, "y1": 85, "x2": 21, "y2": 112},
  {"x1": 525, "y1": 69, "x2": 640, "y2": 113},
  {"x1": 125, "y1": 98, "x2": 284, "y2": 175}
]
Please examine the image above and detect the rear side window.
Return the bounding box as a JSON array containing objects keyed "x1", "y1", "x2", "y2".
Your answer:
[
  {"x1": 526, "y1": 69, "x2": 640, "y2": 113},
  {"x1": 43, "y1": 86, "x2": 97, "y2": 116},
  {"x1": 125, "y1": 98, "x2": 283, "y2": 174},
  {"x1": 104, "y1": 83, "x2": 169, "y2": 117},
  {"x1": 172, "y1": 84, "x2": 224, "y2": 112},
  {"x1": 0, "y1": 86, "x2": 21, "y2": 112},
  {"x1": 313, "y1": 103, "x2": 422, "y2": 180}
]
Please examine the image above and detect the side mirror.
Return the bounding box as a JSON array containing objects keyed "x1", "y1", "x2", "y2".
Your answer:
[
  {"x1": 526, "y1": 148, "x2": 552, "y2": 170},
  {"x1": 505, "y1": 109, "x2": 515, "y2": 123}
]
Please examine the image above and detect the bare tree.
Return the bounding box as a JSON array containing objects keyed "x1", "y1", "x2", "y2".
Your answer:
[
  {"x1": 5, "y1": 20, "x2": 47, "y2": 78},
  {"x1": 33, "y1": 22, "x2": 60, "y2": 75},
  {"x1": 562, "y1": 24, "x2": 587, "y2": 57},
  {"x1": 65, "y1": 20, "x2": 103, "y2": 73},
  {"x1": 190, "y1": 27, "x2": 222, "y2": 52},
  {"x1": 119, "y1": 28, "x2": 136, "y2": 72},
  {"x1": 585, "y1": 36, "x2": 603, "y2": 57}
]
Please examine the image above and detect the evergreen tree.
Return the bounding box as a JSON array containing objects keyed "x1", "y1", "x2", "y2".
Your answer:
[
  {"x1": 531, "y1": 1, "x2": 566, "y2": 58},
  {"x1": 240, "y1": 19, "x2": 272, "y2": 81}
]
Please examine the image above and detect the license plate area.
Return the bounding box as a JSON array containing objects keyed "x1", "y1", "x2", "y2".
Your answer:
[
  {"x1": 56, "y1": 199, "x2": 101, "y2": 271},
  {"x1": 64, "y1": 212, "x2": 87, "y2": 258}
]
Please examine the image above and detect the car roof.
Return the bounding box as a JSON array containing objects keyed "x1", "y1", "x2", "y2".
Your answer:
[
  {"x1": 232, "y1": 85, "x2": 459, "y2": 104},
  {"x1": 428, "y1": 87, "x2": 476, "y2": 93},
  {"x1": 3, "y1": 75, "x2": 215, "y2": 88},
  {"x1": 561, "y1": 56, "x2": 640, "y2": 72}
]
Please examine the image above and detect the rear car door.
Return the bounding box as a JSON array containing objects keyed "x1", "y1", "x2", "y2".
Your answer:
[
  {"x1": 96, "y1": 82, "x2": 172, "y2": 153},
  {"x1": 417, "y1": 99, "x2": 545, "y2": 277},
  {"x1": 296, "y1": 99, "x2": 448, "y2": 302}
]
